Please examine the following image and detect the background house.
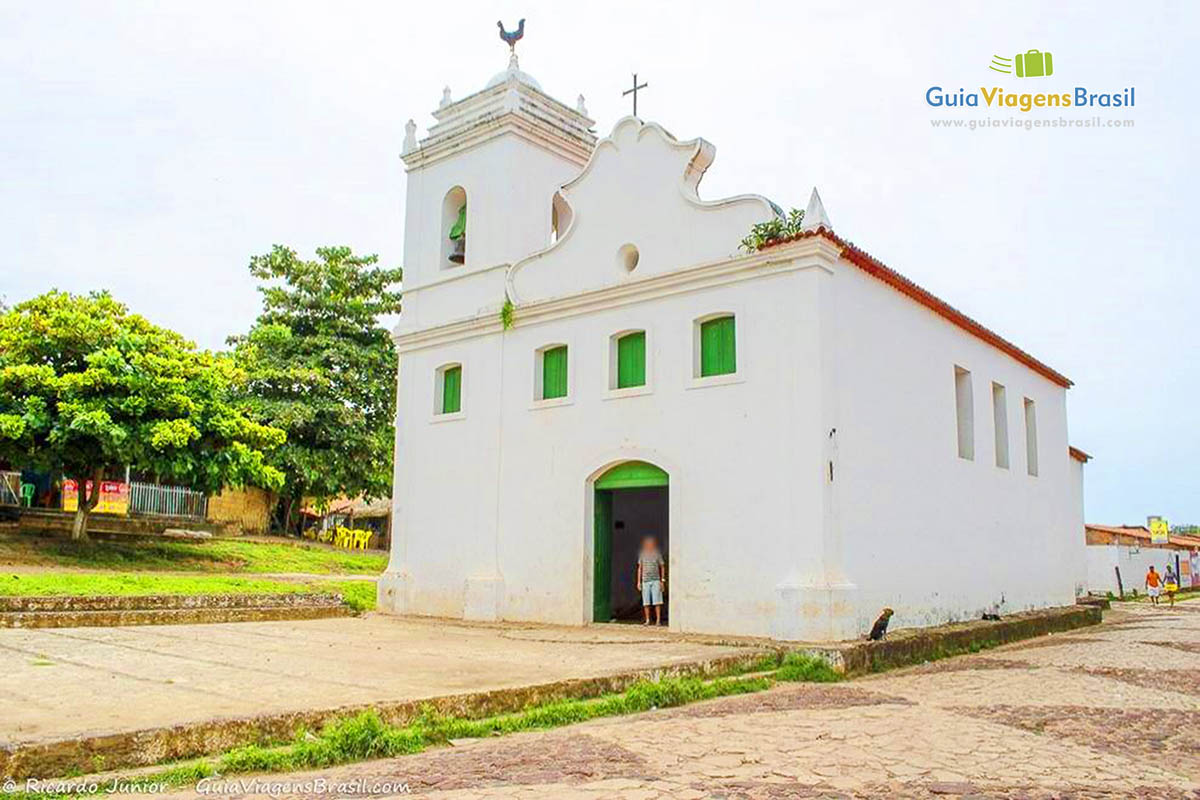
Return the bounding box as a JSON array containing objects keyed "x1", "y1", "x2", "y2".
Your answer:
[
  {"x1": 301, "y1": 496, "x2": 392, "y2": 551},
  {"x1": 0, "y1": 467, "x2": 274, "y2": 538},
  {"x1": 1085, "y1": 523, "x2": 1200, "y2": 596}
]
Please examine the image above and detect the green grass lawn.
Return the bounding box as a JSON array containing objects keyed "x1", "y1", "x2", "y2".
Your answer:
[
  {"x1": 0, "y1": 535, "x2": 382, "y2": 611},
  {"x1": 0, "y1": 572, "x2": 376, "y2": 611},
  {"x1": 0, "y1": 535, "x2": 387, "y2": 575}
]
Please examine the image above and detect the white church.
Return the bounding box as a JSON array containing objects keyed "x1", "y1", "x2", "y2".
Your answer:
[{"x1": 377, "y1": 38, "x2": 1086, "y2": 641}]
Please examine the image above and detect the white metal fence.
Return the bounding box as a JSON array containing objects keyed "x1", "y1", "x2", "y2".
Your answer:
[{"x1": 129, "y1": 481, "x2": 208, "y2": 519}]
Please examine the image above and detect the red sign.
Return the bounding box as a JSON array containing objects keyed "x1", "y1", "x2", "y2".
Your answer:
[{"x1": 62, "y1": 480, "x2": 129, "y2": 514}]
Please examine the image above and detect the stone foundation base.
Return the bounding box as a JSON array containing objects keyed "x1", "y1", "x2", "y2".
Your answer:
[
  {"x1": 376, "y1": 570, "x2": 411, "y2": 615},
  {"x1": 0, "y1": 593, "x2": 350, "y2": 629},
  {"x1": 826, "y1": 603, "x2": 1102, "y2": 676}
]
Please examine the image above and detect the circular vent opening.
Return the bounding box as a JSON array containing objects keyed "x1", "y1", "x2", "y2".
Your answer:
[{"x1": 618, "y1": 244, "x2": 640, "y2": 273}]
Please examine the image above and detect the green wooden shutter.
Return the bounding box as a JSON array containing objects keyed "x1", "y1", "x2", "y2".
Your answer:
[
  {"x1": 542, "y1": 346, "x2": 568, "y2": 399},
  {"x1": 441, "y1": 366, "x2": 461, "y2": 414},
  {"x1": 592, "y1": 489, "x2": 613, "y2": 622},
  {"x1": 700, "y1": 316, "x2": 736, "y2": 377},
  {"x1": 616, "y1": 331, "x2": 646, "y2": 388}
]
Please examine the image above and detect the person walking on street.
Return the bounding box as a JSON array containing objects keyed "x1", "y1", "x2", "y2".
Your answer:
[
  {"x1": 1146, "y1": 565, "x2": 1162, "y2": 606},
  {"x1": 1164, "y1": 565, "x2": 1179, "y2": 607}
]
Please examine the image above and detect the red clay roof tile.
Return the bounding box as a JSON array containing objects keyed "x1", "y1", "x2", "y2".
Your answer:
[{"x1": 760, "y1": 229, "x2": 1072, "y2": 388}]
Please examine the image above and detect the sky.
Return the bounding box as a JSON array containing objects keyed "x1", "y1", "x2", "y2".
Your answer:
[{"x1": 1, "y1": 1, "x2": 1196, "y2": 525}]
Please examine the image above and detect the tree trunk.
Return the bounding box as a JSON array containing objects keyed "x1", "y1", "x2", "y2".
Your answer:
[
  {"x1": 70, "y1": 467, "x2": 105, "y2": 541},
  {"x1": 70, "y1": 505, "x2": 89, "y2": 541},
  {"x1": 283, "y1": 496, "x2": 297, "y2": 538}
]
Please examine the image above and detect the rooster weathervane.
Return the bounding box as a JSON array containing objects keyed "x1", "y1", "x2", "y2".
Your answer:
[{"x1": 497, "y1": 19, "x2": 525, "y2": 54}]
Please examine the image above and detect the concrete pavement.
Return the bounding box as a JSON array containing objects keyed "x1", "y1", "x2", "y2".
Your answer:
[{"x1": 0, "y1": 615, "x2": 748, "y2": 747}]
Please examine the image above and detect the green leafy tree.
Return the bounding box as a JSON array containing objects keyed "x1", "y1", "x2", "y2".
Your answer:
[
  {"x1": 0, "y1": 291, "x2": 286, "y2": 539},
  {"x1": 230, "y1": 246, "x2": 403, "y2": 533}
]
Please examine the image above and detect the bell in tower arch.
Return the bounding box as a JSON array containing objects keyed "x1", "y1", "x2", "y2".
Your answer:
[{"x1": 448, "y1": 202, "x2": 467, "y2": 264}]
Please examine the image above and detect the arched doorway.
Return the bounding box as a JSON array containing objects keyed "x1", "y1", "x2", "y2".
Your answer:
[{"x1": 592, "y1": 461, "x2": 669, "y2": 623}]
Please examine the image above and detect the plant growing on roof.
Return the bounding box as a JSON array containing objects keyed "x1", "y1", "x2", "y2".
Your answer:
[{"x1": 739, "y1": 207, "x2": 805, "y2": 253}]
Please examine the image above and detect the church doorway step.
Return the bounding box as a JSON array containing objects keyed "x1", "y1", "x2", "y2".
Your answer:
[{"x1": 592, "y1": 461, "x2": 669, "y2": 624}]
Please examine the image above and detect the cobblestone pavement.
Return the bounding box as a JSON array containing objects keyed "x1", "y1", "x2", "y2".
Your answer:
[{"x1": 167, "y1": 602, "x2": 1200, "y2": 799}]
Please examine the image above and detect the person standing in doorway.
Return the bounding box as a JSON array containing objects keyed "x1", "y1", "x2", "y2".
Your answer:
[
  {"x1": 1145, "y1": 565, "x2": 1161, "y2": 606},
  {"x1": 636, "y1": 536, "x2": 666, "y2": 626},
  {"x1": 1164, "y1": 564, "x2": 1179, "y2": 607}
]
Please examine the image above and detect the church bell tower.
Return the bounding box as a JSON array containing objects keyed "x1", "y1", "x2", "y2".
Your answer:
[{"x1": 399, "y1": 24, "x2": 596, "y2": 302}]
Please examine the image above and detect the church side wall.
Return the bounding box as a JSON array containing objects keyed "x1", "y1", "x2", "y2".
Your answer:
[
  {"x1": 831, "y1": 259, "x2": 1081, "y2": 634},
  {"x1": 390, "y1": 264, "x2": 829, "y2": 637}
]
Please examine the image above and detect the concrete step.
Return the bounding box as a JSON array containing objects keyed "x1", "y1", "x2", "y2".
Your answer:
[
  {"x1": 14, "y1": 508, "x2": 227, "y2": 538},
  {"x1": 0, "y1": 593, "x2": 352, "y2": 628},
  {"x1": 0, "y1": 592, "x2": 345, "y2": 613}
]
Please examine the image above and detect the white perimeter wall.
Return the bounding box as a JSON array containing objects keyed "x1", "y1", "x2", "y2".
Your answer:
[
  {"x1": 1068, "y1": 457, "x2": 1087, "y2": 596},
  {"x1": 831, "y1": 258, "x2": 1082, "y2": 633},
  {"x1": 1086, "y1": 545, "x2": 1196, "y2": 596}
]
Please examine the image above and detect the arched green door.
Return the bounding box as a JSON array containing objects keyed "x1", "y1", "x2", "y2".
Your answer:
[{"x1": 593, "y1": 461, "x2": 669, "y2": 622}]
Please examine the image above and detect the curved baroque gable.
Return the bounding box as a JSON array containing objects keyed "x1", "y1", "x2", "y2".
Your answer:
[{"x1": 508, "y1": 117, "x2": 776, "y2": 303}]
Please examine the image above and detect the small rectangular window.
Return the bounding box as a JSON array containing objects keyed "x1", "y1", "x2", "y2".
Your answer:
[
  {"x1": 954, "y1": 366, "x2": 974, "y2": 460},
  {"x1": 542, "y1": 346, "x2": 568, "y2": 400},
  {"x1": 1024, "y1": 397, "x2": 1039, "y2": 476},
  {"x1": 700, "y1": 316, "x2": 736, "y2": 377},
  {"x1": 441, "y1": 366, "x2": 461, "y2": 414},
  {"x1": 616, "y1": 332, "x2": 646, "y2": 388},
  {"x1": 992, "y1": 382, "x2": 1009, "y2": 469}
]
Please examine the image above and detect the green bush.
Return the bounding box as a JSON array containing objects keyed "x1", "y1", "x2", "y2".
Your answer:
[
  {"x1": 775, "y1": 652, "x2": 841, "y2": 683},
  {"x1": 152, "y1": 760, "x2": 217, "y2": 785},
  {"x1": 219, "y1": 744, "x2": 292, "y2": 773},
  {"x1": 739, "y1": 208, "x2": 806, "y2": 252}
]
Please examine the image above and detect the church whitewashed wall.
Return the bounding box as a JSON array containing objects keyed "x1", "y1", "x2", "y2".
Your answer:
[
  {"x1": 399, "y1": 138, "x2": 584, "y2": 333},
  {"x1": 380, "y1": 61, "x2": 1085, "y2": 641},
  {"x1": 392, "y1": 263, "x2": 834, "y2": 636},
  {"x1": 830, "y1": 258, "x2": 1081, "y2": 631}
]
